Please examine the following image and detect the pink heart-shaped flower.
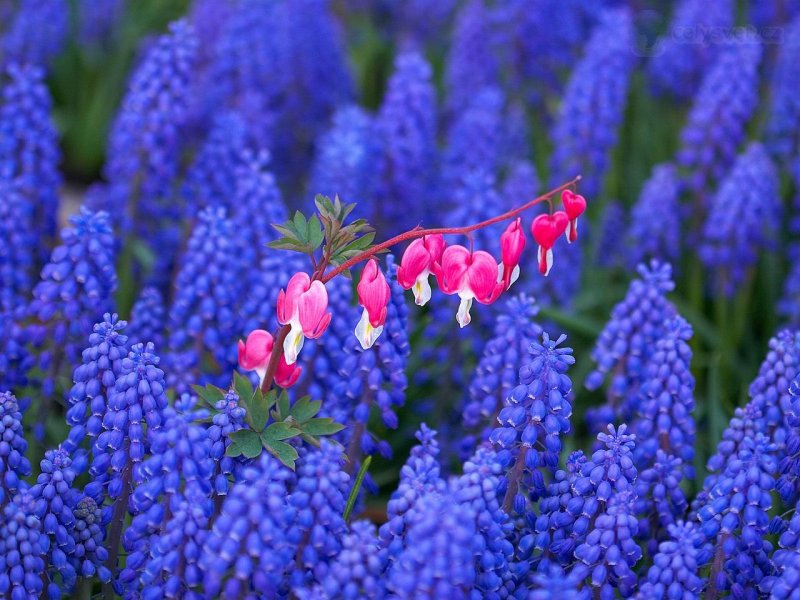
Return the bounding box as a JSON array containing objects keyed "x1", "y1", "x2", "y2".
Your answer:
[{"x1": 531, "y1": 212, "x2": 569, "y2": 250}]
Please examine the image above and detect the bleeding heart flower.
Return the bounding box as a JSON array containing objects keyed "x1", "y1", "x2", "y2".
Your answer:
[
  {"x1": 531, "y1": 212, "x2": 569, "y2": 276},
  {"x1": 397, "y1": 234, "x2": 446, "y2": 306},
  {"x1": 434, "y1": 245, "x2": 504, "y2": 327},
  {"x1": 277, "y1": 272, "x2": 332, "y2": 364},
  {"x1": 355, "y1": 259, "x2": 391, "y2": 349},
  {"x1": 499, "y1": 218, "x2": 526, "y2": 290},
  {"x1": 561, "y1": 189, "x2": 587, "y2": 243},
  {"x1": 238, "y1": 329, "x2": 302, "y2": 388}
]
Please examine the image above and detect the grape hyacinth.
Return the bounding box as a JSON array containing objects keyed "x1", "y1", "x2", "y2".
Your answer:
[
  {"x1": 181, "y1": 110, "x2": 248, "y2": 216},
  {"x1": 779, "y1": 244, "x2": 800, "y2": 326},
  {"x1": 490, "y1": 332, "x2": 575, "y2": 504},
  {"x1": 442, "y1": 86, "x2": 507, "y2": 190},
  {"x1": 26, "y1": 208, "x2": 117, "y2": 397},
  {"x1": 626, "y1": 163, "x2": 682, "y2": 268},
  {"x1": 88, "y1": 342, "x2": 169, "y2": 498},
  {"x1": 385, "y1": 492, "x2": 477, "y2": 598},
  {"x1": 647, "y1": 0, "x2": 734, "y2": 101},
  {"x1": 534, "y1": 425, "x2": 639, "y2": 566},
  {"x1": 463, "y1": 294, "x2": 542, "y2": 434},
  {"x1": 166, "y1": 206, "x2": 242, "y2": 392},
  {"x1": 313, "y1": 259, "x2": 409, "y2": 460},
  {"x1": 0, "y1": 63, "x2": 62, "y2": 260},
  {"x1": 636, "y1": 521, "x2": 710, "y2": 599},
  {"x1": 549, "y1": 7, "x2": 634, "y2": 198},
  {"x1": 762, "y1": 509, "x2": 800, "y2": 597},
  {"x1": 595, "y1": 200, "x2": 626, "y2": 269},
  {"x1": 310, "y1": 105, "x2": 380, "y2": 210},
  {"x1": 231, "y1": 150, "x2": 289, "y2": 278},
  {"x1": 102, "y1": 19, "x2": 197, "y2": 248},
  {"x1": 64, "y1": 313, "x2": 129, "y2": 460},
  {"x1": 199, "y1": 452, "x2": 296, "y2": 598},
  {"x1": 120, "y1": 406, "x2": 215, "y2": 596},
  {"x1": 69, "y1": 497, "x2": 111, "y2": 587},
  {"x1": 1, "y1": 0, "x2": 69, "y2": 68},
  {"x1": 585, "y1": 261, "x2": 678, "y2": 431},
  {"x1": 677, "y1": 39, "x2": 761, "y2": 196},
  {"x1": 28, "y1": 449, "x2": 83, "y2": 594},
  {"x1": 631, "y1": 316, "x2": 696, "y2": 471},
  {"x1": 697, "y1": 433, "x2": 777, "y2": 596},
  {"x1": 375, "y1": 51, "x2": 438, "y2": 234},
  {"x1": 126, "y1": 287, "x2": 165, "y2": 348},
  {"x1": 297, "y1": 520, "x2": 387, "y2": 600},
  {"x1": 0, "y1": 391, "x2": 30, "y2": 504},
  {"x1": 765, "y1": 14, "x2": 800, "y2": 165},
  {"x1": 0, "y1": 492, "x2": 46, "y2": 600},
  {"x1": 573, "y1": 490, "x2": 642, "y2": 597},
  {"x1": 380, "y1": 425, "x2": 446, "y2": 554},
  {"x1": 699, "y1": 143, "x2": 780, "y2": 297},
  {"x1": 444, "y1": 0, "x2": 499, "y2": 115},
  {"x1": 207, "y1": 389, "x2": 246, "y2": 497},
  {"x1": 288, "y1": 441, "x2": 351, "y2": 588},
  {"x1": 451, "y1": 445, "x2": 514, "y2": 596}
]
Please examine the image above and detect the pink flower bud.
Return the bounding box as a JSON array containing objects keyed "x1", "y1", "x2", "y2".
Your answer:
[
  {"x1": 499, "y1": 218, "x2": 526, "y2": 290},
  {"x1": 397, "y1": 234, "x2": 445, "y2": 306},
  {"x1": 238, "y1": 329, "x2": 302, "y2": 388},
  {"x1": 355, "y1": 259, "x2": 391, "y2": 349},
  {"x1": 434, "y1": 245, "x2": 503, "y2": 327},
  {"x1": 531, "y1": 212, "x2": 569, "y2": 276},
  {"x1": 274, "y1": 355, "x2": 302, "y2": 388},
  {"x1": 561, "y1": 189, "x2": 587, "y2": 243},
  {"x1": 277, "y1": 272, "x2": 332, "y2": 364}
]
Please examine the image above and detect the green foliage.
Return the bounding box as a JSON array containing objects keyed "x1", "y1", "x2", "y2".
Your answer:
[
  {"x1": 268, "y1": 194, "x2": 376, "y2": 277},
  {"x1": 194, "y1": 381, "x2": 344, "y2": 470}
]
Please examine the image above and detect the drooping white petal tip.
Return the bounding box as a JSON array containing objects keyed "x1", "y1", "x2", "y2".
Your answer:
[
  {"x1": 282, "y1": 324, "x2": 305, "y2": 365},
  {"x1": 355, "y1": 308, "x2": 383, "y2": 350},
  {"x1": 456, "y1": 296, "x2": 473, "y2": 328},
  {"x1": 412, "y1": 275, "x2": 432, "y2": 306}
]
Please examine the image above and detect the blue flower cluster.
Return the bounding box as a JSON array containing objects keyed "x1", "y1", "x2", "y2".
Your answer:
[
  {"x1": 700, "y1": 143, "x2": 780, "y2": 297},
  {"x1": 549, "y1": 7, "x2": 634, "y2": 198},
  {"x1": 677, "y1": 40, "x2": 761, "y2": 196},
  {"x1": 647, "y1": 0, "x2": 734, "y2": 101}
]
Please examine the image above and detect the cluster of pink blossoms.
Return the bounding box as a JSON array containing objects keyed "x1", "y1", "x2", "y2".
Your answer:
[{"x1": 239, "y1": 189, "x2": 586, "y2": 388}]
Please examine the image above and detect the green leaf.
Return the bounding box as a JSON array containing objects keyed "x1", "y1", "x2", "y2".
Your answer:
[
  {"x1": 272, "y1": 222, "x2": 302, "y2": 241},
  {"x1": 249, "y1": 389, "x2": 276, "y2": 432},
  {"x1": 343, "y1": 455, "x2": 371, "y2": 521},
  {"x1": 266, "y1": 238, "x2": 309, "y2": 252},
  {"x1": 289, "y1": 396, "x2": 322, "y2": 423},
  {"x1": 263, "y1": 439, "x2": 299, "y2": 469},
  {"x1": 307, "y1": 214, "x2": 324, "y2": 250},
  {"x1": 292, "y1": 211, "x2": 309, "y2": 242},
  {"x1": 274, "y1": 390, "x2": 290, "y2": 420},
  {"x1": 233, "y1": 372, "x2": 254, "y2": 403},
  {"x1": 190, "y1": 383, "x2": 226, "y2": 408},
  {"x1": 226, "y1": 430, "x2": 262, "y2": 459},
  {"x1": 301, "y1": 418, "x2": 345, "y2": 437},
  {"x1": 314, "y1": 194, "x2": 334, "y2": 217},
  {"x1": 261, "y1": 422, "x2": 302, "y2": 442}
]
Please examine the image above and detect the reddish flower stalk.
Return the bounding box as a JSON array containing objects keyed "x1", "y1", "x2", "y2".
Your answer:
[{"x1": 259, "y1": 175, "x2": 582, "y2": 391}]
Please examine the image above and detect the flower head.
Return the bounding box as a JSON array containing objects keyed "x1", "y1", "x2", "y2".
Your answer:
[
  {"x1": 434, "y1": 245, "x2": 503, "y2": 327},
  {"x1": 499, "y1": 218, "x2": 526, "y2": 289},
  {"x1": 397, "y1": 234, "x2": 445, "y2": 306},
  {"x1": 355, "y1": 259, "x2": 391, "y2": 349},
  {"x1": 561, "y1": 189, "x2": 586, "y2": 243},
  {"x1": 277, "y1": 272, "x2": 332, "y2": 364},
  {"x1": 531, "y1": 211, "x2": 568, "y2": 276},
  {"x1": 238, "y1": 329, "x2": 301, "y2": 388}
]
